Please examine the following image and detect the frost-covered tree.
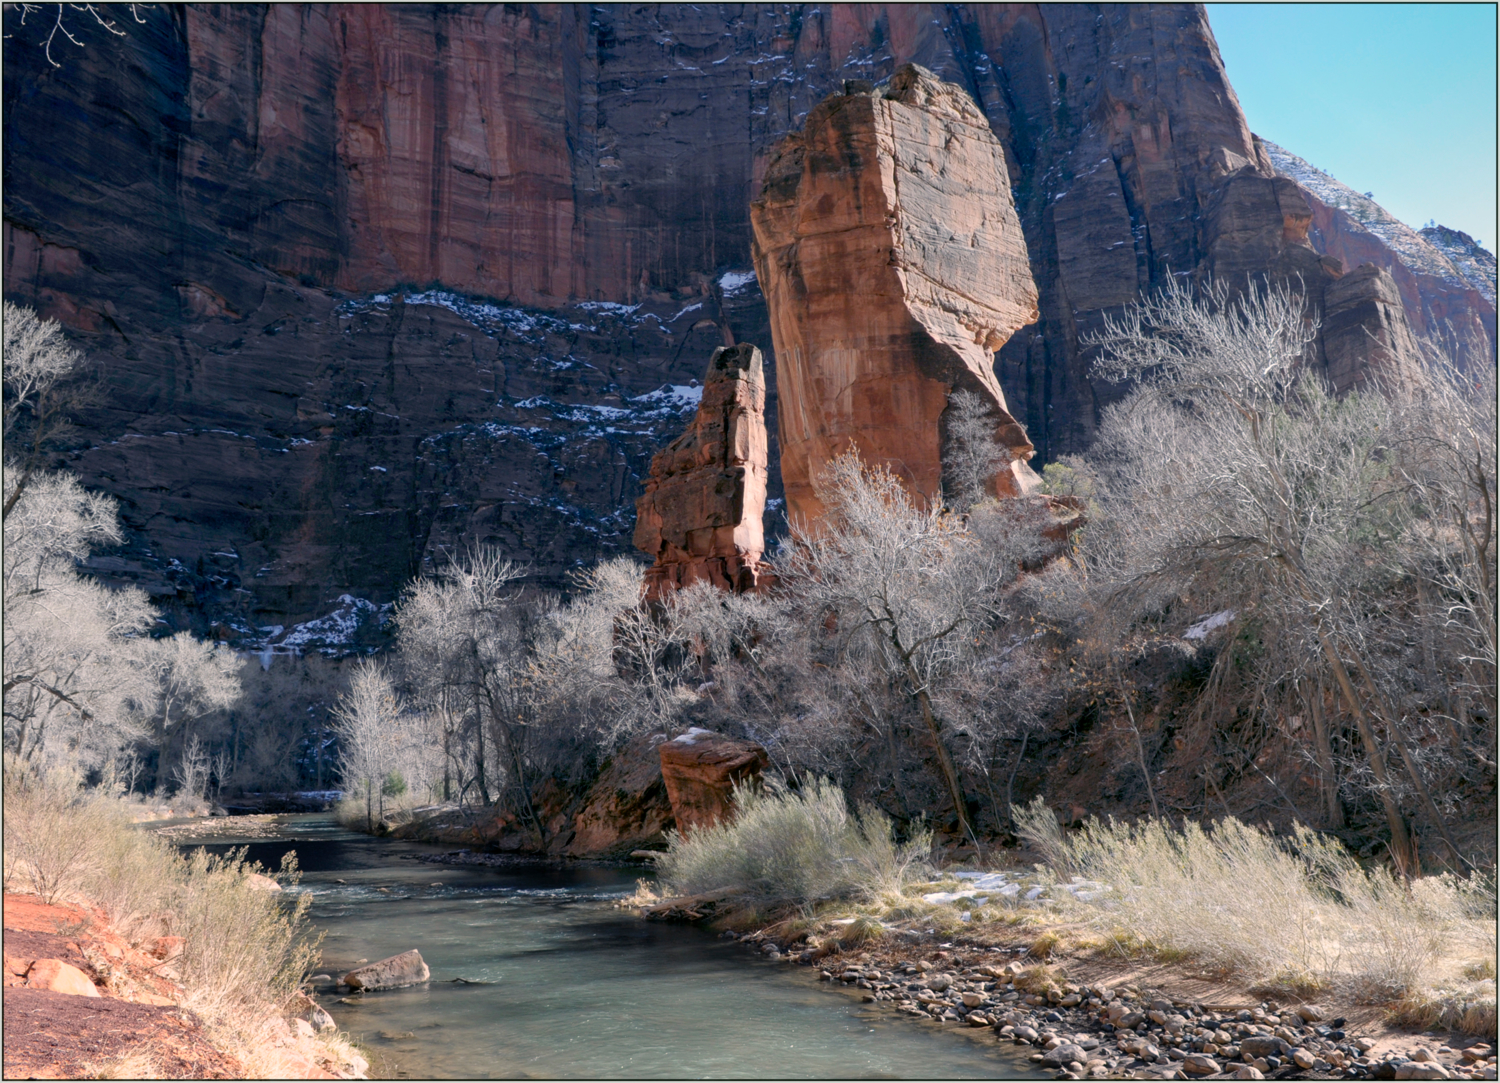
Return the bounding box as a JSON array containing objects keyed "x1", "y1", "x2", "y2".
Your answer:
[
  {"x1": 2, "y1": 302, "x2": 92, "y2": 519},
  {"x1": 942, "y1": 389, "x2": 1013, "y2": 511},
  {"x1": 330, "y1": 658, "x2": 422, "y2": 830},
  {"x1": 140, "y1": 634, "x2": 242, "y2": 794},
  {"x1": 1080, "y1": 276, "x2": 1492, "y2": 874},
  {"x1": 2, "y1": 465, "x2": 158, "y2": 773},
  {"x1": 774, "y1": 452, "x2": 1027, "y2": 842}
]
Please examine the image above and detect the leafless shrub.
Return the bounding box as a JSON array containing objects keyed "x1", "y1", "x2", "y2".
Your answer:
[{"x1": 1078, "y1": 276, "x2": 1494, "y2": 873}]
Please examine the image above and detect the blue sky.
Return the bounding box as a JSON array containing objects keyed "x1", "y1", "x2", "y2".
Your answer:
[{"x1": 1205, "y1": 3, "x2": 1497, "y2": 250}]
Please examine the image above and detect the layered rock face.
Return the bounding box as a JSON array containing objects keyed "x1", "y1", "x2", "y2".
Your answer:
[
  {"x1": 658, "y1": 728, "x2": 769, "y2": 834},
  {"x1": 4, "y1": 4, "x2": 1488, "y2": 634},
  {"x1": 1323, "y1": 265, "x2": 1428, "y2": 394},
  {"x1": 1262, "y1": 140, "x2": 1496, "y2": 373},
  {"x1": 634, "y1": 344, "x2": 770, "y2": 600},
  {"x1": 751, "y1": 66, "x2": 1040, "y2": 527}
]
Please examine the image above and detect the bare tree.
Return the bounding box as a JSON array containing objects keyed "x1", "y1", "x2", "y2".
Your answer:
[
  {"x1": 395, "y1": 551, "x2": 536, "y2": 823},
  {"x1": 942, "y1": 389, "x2": 1014, "y2": 511},
  {"x1": 172, "y1": 734, "x2": 211, "y2": 800},
  {"x1": 1082, "y1": 276, "x2": 1488, "y2": 874},
  {"x1": 4, "y1": 4, "x2": 148, "y2": 68},
  {"x1": 773, "y1": 452, "x2": 1016, "y2": 843},
  {"x1": 2, "y1": 303, "x2": 96, "y2": 520},
  {"x1": 140, "y1": 634, "x2": 242, "y2": 793},
  {"x1": 330, "y1": 659, "x2": 408, "y2": 830},
  {"x1": 2, "y1": 466, "x2": 158, "y2": 773}
]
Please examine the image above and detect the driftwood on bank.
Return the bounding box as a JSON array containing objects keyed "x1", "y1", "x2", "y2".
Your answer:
[{"x1": 639, "y1": 885, "x2": 745, "y2": 921}]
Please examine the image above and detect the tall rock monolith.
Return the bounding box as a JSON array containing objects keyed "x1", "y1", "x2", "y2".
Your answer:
[
  {"x1": 750, "y1": 64, "x2": 1041, "y2": 530},
  {"x1": 633, "y1": 343, "x2": 770, "y2": 601}
]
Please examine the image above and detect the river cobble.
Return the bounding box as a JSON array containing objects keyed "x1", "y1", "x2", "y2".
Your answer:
[{"x1": 726, "y1": 934, "x2": 1497, "y2": 1081}]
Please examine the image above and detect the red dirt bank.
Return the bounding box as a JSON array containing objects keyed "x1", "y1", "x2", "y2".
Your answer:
[{"x1": 2, "y1": 893, "x2": 345, "y2": 1080}]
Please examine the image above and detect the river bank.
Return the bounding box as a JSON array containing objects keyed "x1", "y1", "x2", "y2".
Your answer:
[
  {"x1": 1, "y1": 890, "x2": 366, "y2": 1079},
  {"x1": 698, "y1": 927, "x2": 1498, "y2": 1082},
  {"x1": 77, "y1": 806, "x2": 1492, "y2": 1082},
  {"x1": 187, "y1": 814, "x2": 1050, "y2": 1078}
]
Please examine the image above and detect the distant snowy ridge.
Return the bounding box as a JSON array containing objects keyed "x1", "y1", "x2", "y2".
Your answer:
[
  {"x1": 1260, "y1": 138, "x2": 1496, "y2": 305},
  {"x1": 1418, "y1": 225, "x2": 1498, "y2": 305}
]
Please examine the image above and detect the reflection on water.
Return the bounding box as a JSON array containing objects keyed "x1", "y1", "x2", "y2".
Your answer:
[{"x1": 185, "y1": 816, "x2": 1044, "y2": 1080}]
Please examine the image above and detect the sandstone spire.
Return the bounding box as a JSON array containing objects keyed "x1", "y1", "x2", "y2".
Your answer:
[
  {"x1": 633, "y1": 343, "x2": 770, "y2": 602},
  {"x1": 750, "y1": 64, "x2": 1041, "y2": 529}
]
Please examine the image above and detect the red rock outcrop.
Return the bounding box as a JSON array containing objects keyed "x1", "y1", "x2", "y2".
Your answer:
[
  {"x1": 565, "y1": 734, "x2": 676, "y2": 856},
  {"x1": 634, "y1": 344, "x2": 771, "y2": 600},
  {"x1": 1322, "y1": 264, "x2": 1427, "y2": 395},
  {"x1": 658, "y1": 728, "x2": 769, "y2": 834},
  {"x1": 440, "y1": 733, "x2": 675, "y2": 857},
  {"x1": 751, "y1": 65, "x2": 1040, "y2": 528}
]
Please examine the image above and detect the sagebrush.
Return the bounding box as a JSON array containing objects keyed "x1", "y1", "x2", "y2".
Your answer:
[{"x1": 657, "y1": 777, "x2": 932, "y2": 908}]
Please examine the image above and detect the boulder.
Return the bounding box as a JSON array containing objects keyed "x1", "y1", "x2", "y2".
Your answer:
[
  {"x1": 4, "y1": 952, "x2": 32, "y2": 986},
  {"x1": 1041, "y1": 1042, "x2": 1087, "y2": 1068},
  {"x1": 247, "y1": 873, "x2": 283, "y2": 892},
  {"x1": 148, "y1": 935, "x2": 186, "y2": 960},
  {"x1": 634, "y1": 343, "x2": 772, "y2": 602},
  {"x1": 565, "y1": 733, "x2": 676, "y2": 857},
  {"x1": 658, "y1": 728, "x2": 769, "y2": 833},
  {"x1": 1240, "y1": 1035, "x2": 1289, "y2": 1060},
  {"x1": 751, "y1": 64, "x2": 1041, "y2": 530},
  {"x1": 1182, "y1": 1053, "x2": 1221, "y2": 1076},
  {"x1": 342, "y1": 949, "x2": 429, "y2": 991},
  {"x1": 25, "y1": 958, "x2": 100, "y2": 997}
]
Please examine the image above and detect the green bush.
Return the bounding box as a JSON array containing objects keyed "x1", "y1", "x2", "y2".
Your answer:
[
  {"x1": 381, "y1": 770, "x2": 408, "y2": 798},
  {"x1": 657, "y1": 778, "x2": 931, "y2": 908}
]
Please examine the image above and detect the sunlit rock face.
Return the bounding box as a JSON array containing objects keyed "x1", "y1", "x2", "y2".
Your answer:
[
  {"x1": 657, "y1": 728, "x2": 769, "y2": 835},
  {"x1": 751, "y1": 66, "x2": 1040, "y2": 529},
  {"x1": 634, "y1": 344, "x2": 771, "y2": 602}
]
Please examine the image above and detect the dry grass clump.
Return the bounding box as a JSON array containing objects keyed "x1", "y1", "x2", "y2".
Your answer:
[
  {"x1": 76, "y1": 1045, "x2": 163, "y2": 1080},
  {"x1": 1025, "y1": 803, "x2": 1496, "y2": 1008},
  {"x1": 657, "y1": 778, "x2": 932, "y2": 908},
  {"x1": 1388, "y1": 982, "x2": 1498, "y2": 1036},
  {"x1": 2, "y1": 769, "x2": 350, "y2": 1076},
  {"x1": 1029, "y1": 930, "x2": 1062, "y2": 960}
]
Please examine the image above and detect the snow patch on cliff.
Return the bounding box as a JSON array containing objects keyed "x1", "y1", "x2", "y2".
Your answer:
[
  {"x1": 274, "y1": 595, "x2": 391, "y2": 655},
  {"x1": 632, "y1": 384, "x2": 703, "y2": 411},
  {"x1": 1261, "y1": 139, "x2": 1493, "y2": 303},
  {"x1": 718, "y1": 270, "x2": 758, "y2": 296}
]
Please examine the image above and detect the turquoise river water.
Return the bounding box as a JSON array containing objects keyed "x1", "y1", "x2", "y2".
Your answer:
[{"x1": 185, "y1": 814, "x2": 1046, "y2": 1080}]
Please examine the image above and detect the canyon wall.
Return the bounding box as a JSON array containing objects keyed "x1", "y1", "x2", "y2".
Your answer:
[{"x1": 3, "y1": 4, "x2": 1491, "y2": 641}]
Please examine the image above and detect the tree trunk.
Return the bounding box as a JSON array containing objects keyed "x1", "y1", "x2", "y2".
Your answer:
[
  {"x1": 1305, "y1": 676, "x2": 1343, "y2": 829},
  {"x1": 1352, "y1": 665, "x2": 1472, "y2": 872},
  {"x1": 913, "y1": 684, "x2": 973, "y2": 844},
  {"x1": 443, "y1": 722, "x2": 451, "y2": 803},
  {"x1": 1119, "y1": 679, "x2": 1160, "y2": 819},
  {"x1": 1314, "y1": 625, "x2": 1416, "y2": 879}
]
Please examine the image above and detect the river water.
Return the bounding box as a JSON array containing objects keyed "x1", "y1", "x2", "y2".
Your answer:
[{"x1": 186, "y1": 815, "x2": 1045, "y2": 1079}]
